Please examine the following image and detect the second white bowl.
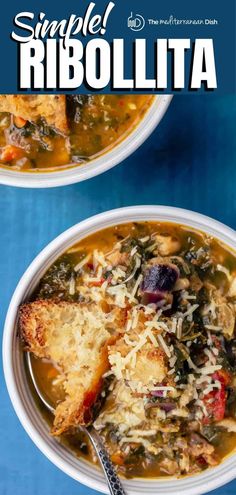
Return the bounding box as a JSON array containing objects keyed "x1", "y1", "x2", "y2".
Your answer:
[
  {"x1": 0, "y1": 96, "x2": 172, "y2": 188},
  {"x1": 3, "y1": 205, "x2": 236, "y2": 494}
]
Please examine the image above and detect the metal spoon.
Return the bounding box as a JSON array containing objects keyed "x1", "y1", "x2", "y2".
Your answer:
[{"x1": 26, "y1": 352, "x2": 126, "y2": 495}]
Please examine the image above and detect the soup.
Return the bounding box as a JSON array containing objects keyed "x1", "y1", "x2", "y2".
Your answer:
[
  {"x1": 19, "y1": 222, "x2": 236, "y2": 478},
  {"x1": 0, "y1": 95, "x2": 153, "y2": 171}
]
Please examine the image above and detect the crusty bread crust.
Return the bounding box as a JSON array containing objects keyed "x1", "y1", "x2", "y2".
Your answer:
[
  {"x1": 0, "y1": 95, "x2": 68, "y2": 134},
  {"x1": 19, "y1": 300, "x2": 123, "y2": 435}
]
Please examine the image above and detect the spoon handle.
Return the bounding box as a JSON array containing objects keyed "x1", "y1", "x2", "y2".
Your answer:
[{"x1": 85, "y1": 427, "x2": 126, "y2": 495}]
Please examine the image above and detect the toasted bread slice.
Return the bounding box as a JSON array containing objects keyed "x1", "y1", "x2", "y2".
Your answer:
[
  {"x1": 19, "y1": 300, "x2": 123, "y2": 435},
  {"x1": 0, "y1": 95, "x2": 68, "y2": 134}
]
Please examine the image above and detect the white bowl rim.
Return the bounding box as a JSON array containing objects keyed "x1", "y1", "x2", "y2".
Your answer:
[
  {"x1": 0, "y1": 95, "x2": 172, "y2": 188},
  {"x1": 3, "y1": 205, "x2": 236, "y2": 495}
]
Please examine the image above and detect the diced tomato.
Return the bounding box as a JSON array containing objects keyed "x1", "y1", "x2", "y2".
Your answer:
[
  {"x1": 111, "y1": 452, "x2": 125, "y2": 466},
  {"x1": 119, "y1": 99, "x2": 124, "y2": 107},
  {"x1": 89, "y1": 278, "x2": 105, "y2": 287},
  {"x1": 14, "y1": 116, "x2": 27, "y2": 128},
  {"x1": 197, "y1": 456, "x2": 208, "y2": 467},
  {"x1": 202, "y1": 370, "x2": 231, "y2": 424},
  {"x1": 212, "y1": 369, "x2": 231, "y2": 386},
  {"x1": 87, "y1": 263, "x2": 94, "y2": 270},
  {"x1": 0, "y1": 145, "x2": 24, "y2": 163},
  {"x1": 202, "y1": 387, "x2": 226, "y2": 423}
]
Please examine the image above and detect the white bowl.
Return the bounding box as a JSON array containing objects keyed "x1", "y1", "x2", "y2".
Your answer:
[
  {"x1": 3, "y1": 205, "x2": 236, "y2": 495},
  {"x1": 0, "y1": 96, "x2": 172, "y2": 188}
]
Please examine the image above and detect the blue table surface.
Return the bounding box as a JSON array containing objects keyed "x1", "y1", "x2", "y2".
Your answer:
[{"x1": 0, "y1": 94, "x2": 236, "y2": 495}]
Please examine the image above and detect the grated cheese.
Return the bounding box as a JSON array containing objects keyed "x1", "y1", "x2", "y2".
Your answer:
[
  {"x1": 204, "y1": 348, "x2": 216, "y2": 365},
  {"x1": 145, "y1": 243, "x2": 157, "y2": 252},
  {"x1": 145, "y1": 328, "x2": 159, "y2": 348},
  {"x1": 205, "y1": 324, "x2": 222, "y2": 332},
  {"x1": 131, "y1": 308, "x2": 139, "y2": 330},
  {"x1": 195, "y1": 399, "x2": 208, "y2": 416},
  {"x1": 74, "y1": 253, "x2": 91, "y2": 272},
  {"x1": 202, "y1": 301, "x2": 217, "y2": 320},
  {"x1": 131, "y1": 274, "x2": 143, "y2": 298},
  {"x1": 128, "y1": 429, "x2": 157, "y2": 437},
  {"x1": 124, "y1": 334, "x2": 138, "y2": 347},
  {"x1": 187, "y1": 357, "x2": 199, "y2": 371},
  {"x1": 206, "y1": 330, "x2": 213, "y2": 346},
  {"x1": 112, "y1": 267, "x2": 127, "y2": 281},
  {"x1": 216, "y1": 264, "x2": 232, "y2": 281},
  {"x1": 202, "y1": 381, "x2": 221, "y2": 395},
  {"x1": 93, "y1": 249, "x2": 108, "y2": 269},
  {"x1": 198, "y1": 364, "x2": 222, "y2": 375},
  {"x1": 139, "y1": 235, "x2": 150, "y2": 243},
  {"x1": 107, "y1": 283, "x2": 138, "y2": 307},
  {"x1": 171, "y1": 317, "x2": 177, "y2": 334},
  {"x1": 176, "y1": 318, "x2": 183, "y2": 339},
  {"x1": 119, "y1": 436, "x2": 151, "y2": 448},
  {"x1": 182, "y1": 304, "x2": 199, "y2": 318},
  {"x1": 84, "y1": 266, "x2": 103, "y2": 284},
  {"x1": 125, "y1": 318, "x2": 132, "y2": 332},
  {"x1": 157, "y1": 334, "x2": 171, "y2": 357},
  {"x1": 181, "y1": 291, "x2": 197, "y2": 300},
  {"x1": 130, "y1": 246, "x2": 138, "y2": 257},
  {"x1": 195, "y1": 376, "x2": 212, "y2": 385},
  {"x1": 69, "y1": 276, "x2": 76, "y2": 295},
  {"x1": 152, "y1": 386, "x2": 175, "y2": 392},
  {"x1": 123, "y1": 256, "x2": 141, "y2": 284}
]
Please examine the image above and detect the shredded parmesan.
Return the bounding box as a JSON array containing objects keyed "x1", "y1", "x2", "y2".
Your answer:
[
  {"x1": 182, "y1": 304, "x2": 199, "y2": 318},
  {"x1": 195, "y1": 399, "x2": 208, "y2": 416},
  {"x1": 130, "y1": 246, "x2": 138, "y2": 257},
  {"x1": 176, "y1": 318, "x2": 183, "y2": 339},
  {"x1": 205, "y1": 324, "x2": 222, "y2": 332},
  {"x1": 128, "y1": 429, "x2": 157, "y2": 437},
  {"x1": 69, "y1": 276, "x2": 76, "y2": 295},
  {"x1": 216, "y1": 264, "x2": 232, "y2": 281},
  {"x1": 157, "y1": 334, "x2": 171, "y2": 357},
  {"x1": 169, "y1": 355, "x2": 177, "y2": 368},
  {"x1": 187, "y1": 357, "x2": 199, "y2": 371},
  {"x1": 139, "y1": 235, "x2": 150, "y2": 243},
  {"x1": 120, "y1": 437, "x2": 151, "y2": 448},
  {"x1": 145, "y1": 243, "x2": 157, "y2": 252},
  {"x1": 123, "y1": 256, "x2": 141, "y2": 284},
  {"x1": 74, "y1": 253, "x2": 91, "y2": 272},
  {"x1": 93, "y1": 249, "x2": 108, "y2": 269},
  {"x1": 198, "y1": 364, "x2": 222, "y2": 375},
  {"x1": 131, "y1": 274, "x2": 143, "y2": 298},
  {"x1": 202, "y1": 301, "x2": 217, "y2": 320}
]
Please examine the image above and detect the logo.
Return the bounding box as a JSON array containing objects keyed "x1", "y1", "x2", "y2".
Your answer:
[{"x1": 127, "y1": 12, "x2": 145, "y2": 31}]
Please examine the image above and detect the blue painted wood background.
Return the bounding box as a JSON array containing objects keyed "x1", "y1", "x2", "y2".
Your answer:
[{"x1": 0, "y1": 94, "x2": 236, "y2": 495}]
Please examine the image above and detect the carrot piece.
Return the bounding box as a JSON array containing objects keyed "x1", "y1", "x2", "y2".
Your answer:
[
  {"x1": 14, "y1": 116, "x2": 27, "y2": 128},
  {"x1": 111, "y1": 452, "x2": 124, "y2": 465},
  {"x1": 89, "y1": 278, "x2": 105, "y2": 287},
  {"x1": 47, "y1": 367, "x2": 58, "y2": 379},
  {"x1": 0, "y1": 145, "x2": 24, "y2": 162}
]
